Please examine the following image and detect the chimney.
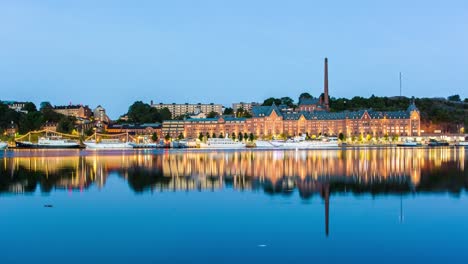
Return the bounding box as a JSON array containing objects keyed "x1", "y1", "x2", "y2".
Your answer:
[{"x1": 324, "y1": 57, "x2": 329, "y2": 111}]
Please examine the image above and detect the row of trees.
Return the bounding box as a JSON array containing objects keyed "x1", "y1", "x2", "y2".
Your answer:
[{"x1": 0, "y1": 101, "x2": 76, "y2": 136}]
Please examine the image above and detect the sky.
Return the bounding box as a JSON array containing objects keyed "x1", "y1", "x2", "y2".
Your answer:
[{"x1": 1, "y1": 0, "x2": 467, "y2": 118}]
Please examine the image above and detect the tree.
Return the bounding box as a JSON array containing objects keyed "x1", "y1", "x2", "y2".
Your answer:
[
  {"x1": 223, "y1": 108, "x2": 234, "y2": 115},
  {"x1": 280, "y1": 97, "x2": 295, "y2": 108},
  {"x1": 231, "y1": 132, "x2": 236, "y2": 140},
  {"x1": 178, "y1": 133, "x2": 184, "y2": 140},
  {"x1": 127, "y1": 101, "x2": 171, "y2": 123},
  {"x1": 299, "y1": 92, "x2": 313, "y2": 103},
  {"x1": 152, "y1": 132, "x2": 158, "y2": 142},
  {"x1": 338, "y1": 132, "x2": 345, "y2": 141},
  {"x1": 198, "y1": 132, "x2": 204, "y2": 141},
  {"x1": 448, "y1": 95, "x2": 461, "y2": 101},
  {"x1": 23, "y1": 102, "x2": 37, "y2": 112},
  {"x1": 262, "y1": 97, "x2": 282, "y2": 106},
  {"x1": 238, "y1": 133, "x2": 243, "y2": 141},
  {"x1": 249, "y1": 133, "x2": 254, "y2": 141},
  {"x1": 165, "y1": 133, "x2": 171, "y2": 141},
  {"x1": 206, "y1": 132, "x2": 210, "y2": 139},
  {"x1": 212, "y1": 132, "x2": 216, "y2": 138},
  {"x1": 219, "y1": 133, "x2": 224, "y2": 138},
  {"x1": 206, "y1": 111, "x2": 219, "y2": 118},
  {"x1": 244, "y1": 133, "x2": 248, "y2": 140},
  {"x1": 56, "y1": 116, "x2": 76, "y2": 134},
  {"x1": 40, "y1": 102, "x2": 53, "y2": 110}
]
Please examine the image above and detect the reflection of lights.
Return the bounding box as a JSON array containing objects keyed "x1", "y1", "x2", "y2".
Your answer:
[{"x1": 1, "y1": 148, "x2": 465, "y2": 192}]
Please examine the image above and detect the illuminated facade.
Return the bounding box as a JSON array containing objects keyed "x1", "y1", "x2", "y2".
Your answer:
[
  {"x1": 152, "y1": 102, "x2": 223, "y2": 118},
  {"x1": 162, "y1": 102, "x2": 420, "y2": 138},
  {"x1": 53, "y1": 105, "x2": 92, "y2": 119}
]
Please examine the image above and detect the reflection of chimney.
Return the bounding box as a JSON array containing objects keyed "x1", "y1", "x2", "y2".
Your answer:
[
  {"x1": 321, "y1": 183, "x2": 330, "y2": 237},
  {"x1": 324, "y1": 58, "x2": 329, "y2": 111}
]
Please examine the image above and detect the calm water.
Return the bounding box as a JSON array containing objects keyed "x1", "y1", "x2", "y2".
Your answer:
[{"x1": 1, "y1": 147, "x2": 467, "y2": 263}]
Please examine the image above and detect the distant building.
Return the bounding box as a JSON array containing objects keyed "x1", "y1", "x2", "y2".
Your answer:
[
  {"x1": 42, "y1": 122, "x2": 58, "y2": 132},
  {"x1": 93, "y1": 105, "x2": 110, "y2": 123},
  {"x1": 2, "y1": 101, "x2": 29, "y2": 113},
  {"x1": 6, "y1": 121, "x2": 18, "y2": 136},
  {"x1": 151, "y1": 102, "x2": 223, "y2": 119},
  {"x1": 53, "y1": 105, "x2": 92, "y2": 119},
  {"x1": 106, "y1": 123, "x2": 162, "y2": 136},
  {"x1": 232, "y1": 102, "x2": 260, "y2": 114}
]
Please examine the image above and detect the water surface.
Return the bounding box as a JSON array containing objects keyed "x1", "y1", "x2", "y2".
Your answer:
[{"x1": 1, "y1": 148, "x2": 467, "y2": 263}]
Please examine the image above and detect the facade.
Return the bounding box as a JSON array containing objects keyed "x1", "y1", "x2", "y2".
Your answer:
[
  {"x1": 232, "y1": 102, "x2": 260, "y2": 114},
  {"x1": 53, "y1": 105, "x2": 92, "y2": 119},
  {"x1": 93, "y1": 105, "x2": 109, "y2": 123},
  {"x1": 162, "y1": 103, "x2": 421, "y2": 139},
  {"x1": 152, "y1": 102, "x2": 223, "y2": 118},
  {"x1": 160, "y1": 58, "x2": 420, "y2": 139},
  {"x1": 106, "y1": 123, "x2": 162, "y2": 136},
  {"x1": 2, "y1": 101, "x2": 28, "y2": 113}
]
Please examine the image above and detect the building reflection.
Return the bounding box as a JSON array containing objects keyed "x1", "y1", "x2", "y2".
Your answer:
[
  {"x1": 1, "y1": 148, "x2": 466, "y2": 195},
  {"x1": 1, "y1": 147, "x2": 466, "y2": 237}
]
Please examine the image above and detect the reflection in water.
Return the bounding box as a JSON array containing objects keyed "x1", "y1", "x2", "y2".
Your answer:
[
  {"x1": 0, "y1": 148, "x2": 466, "y2": 237},
  {"x1": 1, "y1": 148, "x2": 466, "y2": 196}
]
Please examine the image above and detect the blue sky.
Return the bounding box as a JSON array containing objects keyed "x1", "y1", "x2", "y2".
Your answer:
[{"x1": 1, "y1": 0, "x2": 467, "y2": 118}]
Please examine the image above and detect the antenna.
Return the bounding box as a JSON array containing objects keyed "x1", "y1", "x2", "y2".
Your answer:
[{"x1": 399, "y1": 72, "x2": 402, "y2": 97}]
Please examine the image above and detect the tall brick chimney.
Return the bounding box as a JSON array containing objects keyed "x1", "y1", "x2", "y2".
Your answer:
[{"x1": 324, "y1": 57, "x2": 329, "y2": 111}]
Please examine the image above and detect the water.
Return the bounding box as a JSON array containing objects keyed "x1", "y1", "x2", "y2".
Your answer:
[{"x1": 1, "y1": 148, "x2": 467, "y2": 263}]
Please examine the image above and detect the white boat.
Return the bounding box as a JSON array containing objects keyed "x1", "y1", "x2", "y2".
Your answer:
[
  {"x1": 199, "y1": 137, "x2": 246, "y2": 149},
  {"x1": 84, "y1": 139, "x2": 133, "y2": 149},
  {"x1": 255, "y1": 140, "x2": 282, "y2": 148},
  {"x1": 397, "y1": 140, "x2": 419, "y2": 147},
  {"x1": 277, "y1": 135, "x2": 339, "y2": 149},
  {"x1": 455, "y1": 141, "x2": 468, "y2": 146},
  {"x1": 129, "y1": 142, "x2": 160, "y2": 148},
  {"x1": 16, "y1": 137, "x2": 80, "y2": 149},
  {"x1": 0, "y1": 142, "x2": 8, "y2": 150}
]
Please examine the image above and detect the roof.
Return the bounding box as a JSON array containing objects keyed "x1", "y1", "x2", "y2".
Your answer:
[
  {"x1": 252, "y1": 104, "x2": 413, "y2": 120},
  {"x1": 108, "y1": 123, "x2": 161, "y2": 129},
  {"x1": 298, "y1": 97, "x2": 320, "y2": 105}
]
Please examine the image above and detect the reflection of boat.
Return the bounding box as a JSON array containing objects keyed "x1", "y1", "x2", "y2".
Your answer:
[
  {"x1": 84, "y1": 139, "x2": 133, "y2": 149},
  {"x1": 428, "y1": 139, "x2": 449, "y2": 147},
  {"x1": 0, "y1": 142, "x2": 8, "y2": 150},
  {"x1": 15, "y1": 137, "x2": 80, "y2": 149},
  {"x1": 199, "y1": 138, "x2": 246, "y2": 149}
]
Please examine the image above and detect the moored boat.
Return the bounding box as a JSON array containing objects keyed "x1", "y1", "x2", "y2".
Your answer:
[
  {"x1": 455, "y1": 141, "x2": 468, "y2": 146},
  {"x1": 0, "y1": 142, "x2": 8, "y2": 150},
  {"x1": 428, "y1": 139, "x2": 449, "y2": 147},
  {"x1": 15, "y1": 137, "x2": 80, "y2": 149},
  {"x1": 84, "y1": 139, "x2": 133, "y2": 149},
  {"x1": 397, "y1": 139, "x2": 420, "y2": 147},
  {"x1": 199, "y1": 137, "x2": 246, "y2": 149}
]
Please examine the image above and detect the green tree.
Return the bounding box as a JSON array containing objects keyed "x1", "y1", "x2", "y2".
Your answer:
[
  {"x1": 338, "y1": 132, "x2": 345, "y2": 141},
  {"x1": 238, "y1": 133, "x2": 243, "y2": 141},
  {"x1": 198, "y1": 132, "x2": 204, "y2": 141},
  {"x1": 152, "y1": 132, "x2": 158, "y2": 142},
  {"x1": 249, "y1": 133, "x2": 254, "y2": 141},
  {"x1": 206, "y1": 132, "x2": 210, "y2": 139},
  {"x1": 178, "y1": 133, "x2": 184, "y2": 140},
  {"x1": 299, "y1": 92, "x2": 313, "y2": 103},
  {"x1": 448, "y1": 94, "x2": 461, "y2": 101},
  {"x1": 23, "y1": 102, "x2": 37, "y2": 112},
  {"x1": 56, "y1": 116, "x2": 76, "y2": 134},
  {"x1": 231, "y1": 132, "x2": 236, "y2": 140},
  {"x1": 165, "y1": 133, "x2": 171, "y2": 141},
  {"x1": 223, "y1": 108, "x2": 234, "y2": 115},
  {"x1": 206, "y1": 111, "x2": 219, "y2": 118},
  {"x1": 219, "y1": 133, "x2": 224, "y2": 138},
  {"x1": 244, "y1": 133, "x2": 248, "y2": 140}
]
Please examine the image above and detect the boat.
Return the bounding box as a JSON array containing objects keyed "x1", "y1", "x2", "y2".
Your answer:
[
  {"x1": 455, "y1": 141, "x2": 468, "y2": 146},
  {"x1": 15, "y1": 136, "x2": 80, "y2": 149},
  {"x1": 255, "y1": 140, "x2": 283, "y2": 148},
  {"x1": 175, "y1": 139, "x2": 196, "y2": 148},
  {"x1": 0, "y1": 142, "x2": 8, "y2": 150},
  {"x1": 397, "y1": 139, "x2": 420, "y2": 147},
  {"x1": 199, "y1": 137, "x2": 246, "y2": 149},
  {"x1": 428, "y1": 139, "x2": 449, "y2": 147},
  {"x1": 84, "y1": 139, "x2": 133, "y2": 149},
  {"x1": 129, "y1": 142, "x2": 160, "y2": 148},
  {"x1": 275, "y1": 135, "x2": 339, "y2": 149}
]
